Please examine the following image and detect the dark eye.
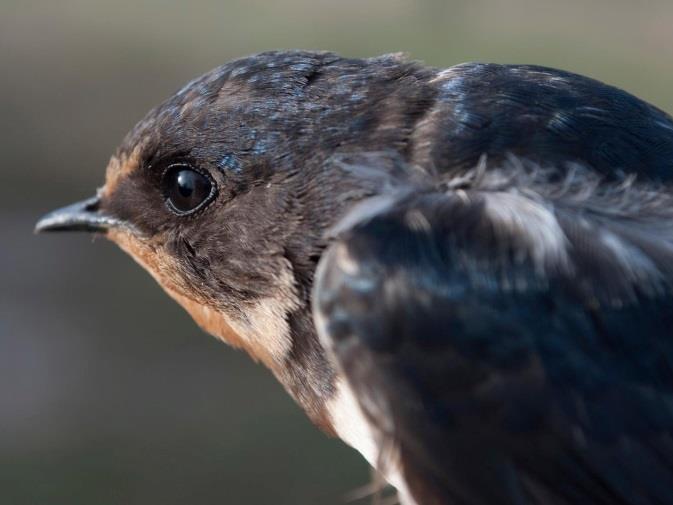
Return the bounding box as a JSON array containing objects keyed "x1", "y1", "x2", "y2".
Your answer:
[{"x1": 161, "y1": 164, "x2": 215, "y2": 214}]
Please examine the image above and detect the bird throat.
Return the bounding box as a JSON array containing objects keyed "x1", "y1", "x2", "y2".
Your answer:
[{"x1": 106, "y1": 227, "x2": 339, "y2": 433}]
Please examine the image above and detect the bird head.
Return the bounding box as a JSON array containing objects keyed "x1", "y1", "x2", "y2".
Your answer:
[{"x1": 35, "y1": 50, "x2": 434, "y2": 426}]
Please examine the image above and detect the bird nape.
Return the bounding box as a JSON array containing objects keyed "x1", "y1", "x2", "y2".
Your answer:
[{"x1": 36, "y1": 50, "x2": 673, "y2": 505}]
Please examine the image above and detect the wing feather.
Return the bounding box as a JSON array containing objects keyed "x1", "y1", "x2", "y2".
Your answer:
[{"x1": 313, "y1": 156, "x2": 673, "y2": 505}]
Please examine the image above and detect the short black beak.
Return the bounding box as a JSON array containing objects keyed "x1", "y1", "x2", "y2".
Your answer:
[{"x1": 35, "y1": 196, "x2": 122, "y2": 233}]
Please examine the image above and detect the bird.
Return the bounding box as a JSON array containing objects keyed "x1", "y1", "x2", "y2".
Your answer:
[{"x1": 36, "y1": 50, "x2": 673, "y2": 505}]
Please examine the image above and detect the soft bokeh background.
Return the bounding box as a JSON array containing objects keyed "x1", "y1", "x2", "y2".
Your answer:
[{"x1": 2, "y1": 1, "x2": 673, "y2": 503}]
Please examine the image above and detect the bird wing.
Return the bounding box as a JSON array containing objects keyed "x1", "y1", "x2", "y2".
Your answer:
[
  {"x1": 313, "y1": 155, "x2": 673, "y2": 505},
  {"x1": 427, "y1": 63, "x2": 673, "y2": 183}
]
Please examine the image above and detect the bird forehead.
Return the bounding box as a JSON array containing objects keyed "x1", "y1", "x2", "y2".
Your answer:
[
  {"x1": 102, "y1": 142, "x2": 146, "y2": 198},
  {"x1": 99, "y1": 73, "x2": 281, "y2": 198},
  {"x1": 99, "y1": 51, "x2": 347, "y2": 199}
]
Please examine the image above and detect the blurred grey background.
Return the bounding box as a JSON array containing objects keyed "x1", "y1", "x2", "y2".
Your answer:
[{"x1": 2, "y1": 1, "x2": 673, "y2": 504}]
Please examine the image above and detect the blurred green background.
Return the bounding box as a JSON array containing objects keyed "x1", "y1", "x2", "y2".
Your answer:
[{"x1": 2, "y1": 1, "x2": 673, "y2": 504}]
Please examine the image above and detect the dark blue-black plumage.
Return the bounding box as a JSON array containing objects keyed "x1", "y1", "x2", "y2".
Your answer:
[
  {"x1": 315, "y1": 153, "x2": 673, "y2": 505},
  {"x1": 420, "y1": 63, "x2": 673, "y2": 182}
]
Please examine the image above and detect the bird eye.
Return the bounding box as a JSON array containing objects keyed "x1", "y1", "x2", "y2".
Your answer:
[{"x1": 161, "y1": 164, "x2": 215, "y2": 215}]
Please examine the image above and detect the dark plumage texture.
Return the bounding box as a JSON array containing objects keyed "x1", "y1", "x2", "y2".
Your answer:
[
  {"x1": 315, "y1": 155, "x2": 673, "y2": 505},
  {"x1": 415, "y1": 63, "x2": 673, "y2": 181}
]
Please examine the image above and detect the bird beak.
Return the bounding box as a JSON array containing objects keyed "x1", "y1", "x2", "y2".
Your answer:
[{"x1": 35, "y1": 195, "x2": 123, "y2": 233}]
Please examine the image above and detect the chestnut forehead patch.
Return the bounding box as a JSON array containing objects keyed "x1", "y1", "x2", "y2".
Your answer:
[{"x1": 103, "y1": 143, "x2": 146, "y2": 197}]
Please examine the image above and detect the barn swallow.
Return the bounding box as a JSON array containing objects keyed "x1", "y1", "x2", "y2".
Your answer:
[{"x1": 36, "y1": 51, "x2": 673, "y2": 505}]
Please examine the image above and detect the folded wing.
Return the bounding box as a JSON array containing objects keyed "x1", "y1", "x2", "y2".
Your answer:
[{"x1": 313, "y1": 156, "x2": 673, "y2": 505}]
